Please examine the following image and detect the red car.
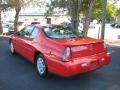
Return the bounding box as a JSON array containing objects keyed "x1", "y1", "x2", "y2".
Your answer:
[{"x1": 9, "y1": 24, "x2": 112, "y2": 78}]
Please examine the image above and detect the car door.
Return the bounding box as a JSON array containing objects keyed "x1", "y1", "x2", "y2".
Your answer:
[
  {"x1": 12, "y1": 27, "x2": 28, "y2": 54},
  {"x1": 13, "y1": 26, "x2": 34, "y2": 58},
  {"x1": 22, "y1": 26, "x2": 39, "y2": 62}
]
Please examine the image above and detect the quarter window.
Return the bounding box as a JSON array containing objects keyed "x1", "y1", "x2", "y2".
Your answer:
[
  {"x1": 30, "y1": 27, "x2": 39, "y2": 38},
  {"x1": 19, "y1": 26, "x2": 34, "y2": 37}
]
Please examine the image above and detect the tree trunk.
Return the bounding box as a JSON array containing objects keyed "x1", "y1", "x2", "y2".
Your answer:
[
  {"x1": 70, "y1": 9, "x2": 80, "y2": 33},
  {"x1": 0, "y1": 10, "x2": 3, "y2": 35},
  {"x1": 101, "y1": 0, "x2": 107, "y2": 39},
  {"x1": 0, "y1": 0, "x2": 3, "y2": 35},
  {"x1": 14, "y1": 8, "x2": 21, "y2": 32},
  {"x1": 68, "y1": 0, "x2": 82, "y2": 33},
  {"x1": 83, "y1": 0, "x2": 96, "y2": 37}
]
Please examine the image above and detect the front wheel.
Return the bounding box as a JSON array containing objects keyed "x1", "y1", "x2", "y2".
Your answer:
[
  {"x1": 36, "y1": 54, "x2": 48, "y2": 78},
  {"x1": 10, "y1": 42, "x2": 16, "y2": 54}
]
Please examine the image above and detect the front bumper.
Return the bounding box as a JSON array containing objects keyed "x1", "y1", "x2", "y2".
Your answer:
[{"x1": 54, "y1": 52, "x2": 112, "y2": 77}]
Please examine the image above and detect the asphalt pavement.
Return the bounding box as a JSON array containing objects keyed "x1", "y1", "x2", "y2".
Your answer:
[{"x1": 0, "y1": 40, "x2": 120, "y2": 90}]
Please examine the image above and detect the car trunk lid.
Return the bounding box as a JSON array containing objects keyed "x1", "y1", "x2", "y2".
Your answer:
[
  {"x1": 51, "y1": 37, "x2": 105, "y2": 60},
  {"x1": 70, "y1": 42, "x2": 105, "y2": 60}
]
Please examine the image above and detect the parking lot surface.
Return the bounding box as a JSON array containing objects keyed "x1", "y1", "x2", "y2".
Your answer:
[{"x1": 0, "y1": 40, "x2": 120, "y2": 90}]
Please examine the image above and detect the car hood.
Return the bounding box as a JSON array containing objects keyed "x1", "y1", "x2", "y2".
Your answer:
[{"x1": 51, "y1": 37, "x2": 103, "y2": 46}]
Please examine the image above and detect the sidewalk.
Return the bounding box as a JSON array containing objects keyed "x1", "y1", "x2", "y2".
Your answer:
[
  {"x1": 105, "y1": 39, "x2": 120, "y2": 46},
  {"x1": 106, "y1": 42, "x2": 120, "y2": 47}
]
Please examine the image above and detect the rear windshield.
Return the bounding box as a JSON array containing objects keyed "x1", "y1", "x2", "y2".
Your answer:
[{"x1": 43, "y1": 26, "x2": 82, "y2": 39}]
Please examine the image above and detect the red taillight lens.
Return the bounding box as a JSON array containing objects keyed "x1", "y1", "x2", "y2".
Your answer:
[
  {"x1": 103, "y1": 42, "x2": 107, "y2": 50},
  {"x1": 62, "y1": 47, "x2": 71, "y2": 62}
]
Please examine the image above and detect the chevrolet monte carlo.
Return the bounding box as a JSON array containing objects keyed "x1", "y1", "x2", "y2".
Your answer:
[{"x1": 9, "y1": 24, "x2": 112, "y2": 78}]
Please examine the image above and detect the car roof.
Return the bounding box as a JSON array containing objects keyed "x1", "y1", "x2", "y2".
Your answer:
[{"x1": 29, "y1": 24, "x2": 71, "y2": 32}]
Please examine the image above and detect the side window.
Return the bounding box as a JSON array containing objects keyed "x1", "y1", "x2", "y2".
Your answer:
[
  {"x1": 19, "y1": 26, "x2": 34, "y2": 37},
  {"x1": 30, "y1": 27, "x2": 39, "y2": 38}
]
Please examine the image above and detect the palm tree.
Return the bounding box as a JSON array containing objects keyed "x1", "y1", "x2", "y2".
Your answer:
[{"x1": 8, "y1": 0, "x2": 30, "y2": 32}]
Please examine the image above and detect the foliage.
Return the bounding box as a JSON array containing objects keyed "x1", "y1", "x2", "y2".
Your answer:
[
  {"x1": 6, "y1": 0, "x2": 32, "y2": 32},
  {"x1": 45, "y1": 0, "x2": 83, "y2": 33},
  {"x1": 106, "y1": 3, "x2": 118, "y2": 22},
  {"x1": 45, "y1": 0, "x2": 65, "y2": 16},
  {"x1": 116, "y1": 8, "x2": 120, "y2": 16},
  {"x1": 81, "y1": 0, "x2": 118, "y2": 22},
  {"x1": 82, "y1": 0, "x2": 96, "y2": 37},
  {"x1": 0, "y1": 4, "x2": 11, "y2": 11},
  {"x1": 93, "y1": 0, "x2": 117, "y2": 22},
  {"x1": 92, "y1": 0, "x2": 102, "y2": 20}
]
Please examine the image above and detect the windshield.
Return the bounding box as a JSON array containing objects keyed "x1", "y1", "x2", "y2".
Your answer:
[{"x1": 43, "y1": 26, "x2": 82, "y2": 39}]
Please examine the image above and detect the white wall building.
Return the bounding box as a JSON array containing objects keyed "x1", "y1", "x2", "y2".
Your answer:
[{"x1": 19, "y1": 12, "x2": 69, "y2": 25}]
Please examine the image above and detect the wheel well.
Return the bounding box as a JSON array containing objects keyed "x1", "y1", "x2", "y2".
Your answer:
[{"x1": 34, "y1": 51, "x2": 43, "y2": 63}]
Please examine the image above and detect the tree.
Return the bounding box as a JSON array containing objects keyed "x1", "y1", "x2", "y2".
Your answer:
[
  {"x1": 46, "y1": 0, "x2": 83, "y2": 33},
  {"x1": 67, "y1": 0, "x2": 83, "y2": 33},
  {"x1": 92, "y1": 1, "x2": 117, "y2": 23},
  {"x1": 42, "y1": 0, "x2": 117, "y2": 38},
  {"x1": 100, "y1": 0, "x2": 118, "y2": 39},
  {"x1": 7, "y1": 0, "x2": 30, "y2": 32},
  {"x1": 92, "y1": 0, "x2": 102, "y2": 21},
  {"x1": 116, "y1": 8, "x2": 120, "y2": 16},
  {"x1": 7, "y1": 0, "x2": 44, "y2": 32},
  {"x1": 81, "y1": 0, "x2": 118, "y2": 23},
  {"x1": 82, "y1": 0, "x2": 96, "y2": 37},
  {"x1": 106, "y1": 3, "x2": 118, "y2": 22},
  {"x1": 45, "y1": 0, "x2": 97, "y2": 36},
  {"x1": 101, "y1": 0, "x2": 107, "y2": 39},
  {"x1": 81, "y1": 0, "x2": 118, "y2": 39}
]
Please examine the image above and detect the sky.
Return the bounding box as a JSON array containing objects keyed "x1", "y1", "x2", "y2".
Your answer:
[{"x1": 108, "y1": 0, "x2": 120, "y2": 8}]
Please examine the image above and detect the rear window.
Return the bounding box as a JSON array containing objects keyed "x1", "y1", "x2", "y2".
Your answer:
[{"x1": 43, "y1": 26, "x2": 82, "y2": 39}]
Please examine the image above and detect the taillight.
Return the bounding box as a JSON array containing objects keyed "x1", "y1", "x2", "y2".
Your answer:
[
  {"x1": 104, "y1": 43, "x2": 107, "y2": 49},
  {"x1": 103, "y1": 42, "x2": 107, "y2": 50},
  {"x1": 62, "y1": 47, "x2": 71, "y2": 62},
  {"x1": 103, "y1": 42, "x2": 108, "y2": 53}
]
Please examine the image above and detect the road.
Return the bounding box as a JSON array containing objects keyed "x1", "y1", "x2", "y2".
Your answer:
[{"x1": 0, "y1": 40, "x2": 120, "y2": 90}]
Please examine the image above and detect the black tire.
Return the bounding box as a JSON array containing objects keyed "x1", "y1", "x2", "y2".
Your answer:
[
  {"x1": 10, "y1": 42, "x2": 16, "y2": 54},
  {"x1": 35, "y1": 54, "x2": 48, "y2": 78}
]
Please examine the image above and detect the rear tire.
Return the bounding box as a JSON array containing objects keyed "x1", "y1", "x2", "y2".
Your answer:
[{"x1": 36, "y1": 54, "x2": 48, "y2": 78}]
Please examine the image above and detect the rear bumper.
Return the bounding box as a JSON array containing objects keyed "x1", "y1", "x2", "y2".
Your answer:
[{"x1": 51, "y1": 52, "x2": 112, "y2": 77}]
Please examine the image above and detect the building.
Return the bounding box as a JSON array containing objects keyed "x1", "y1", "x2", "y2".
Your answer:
[{"x1": 19, "y1": 12, "x2": 69, "y2": 24}]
